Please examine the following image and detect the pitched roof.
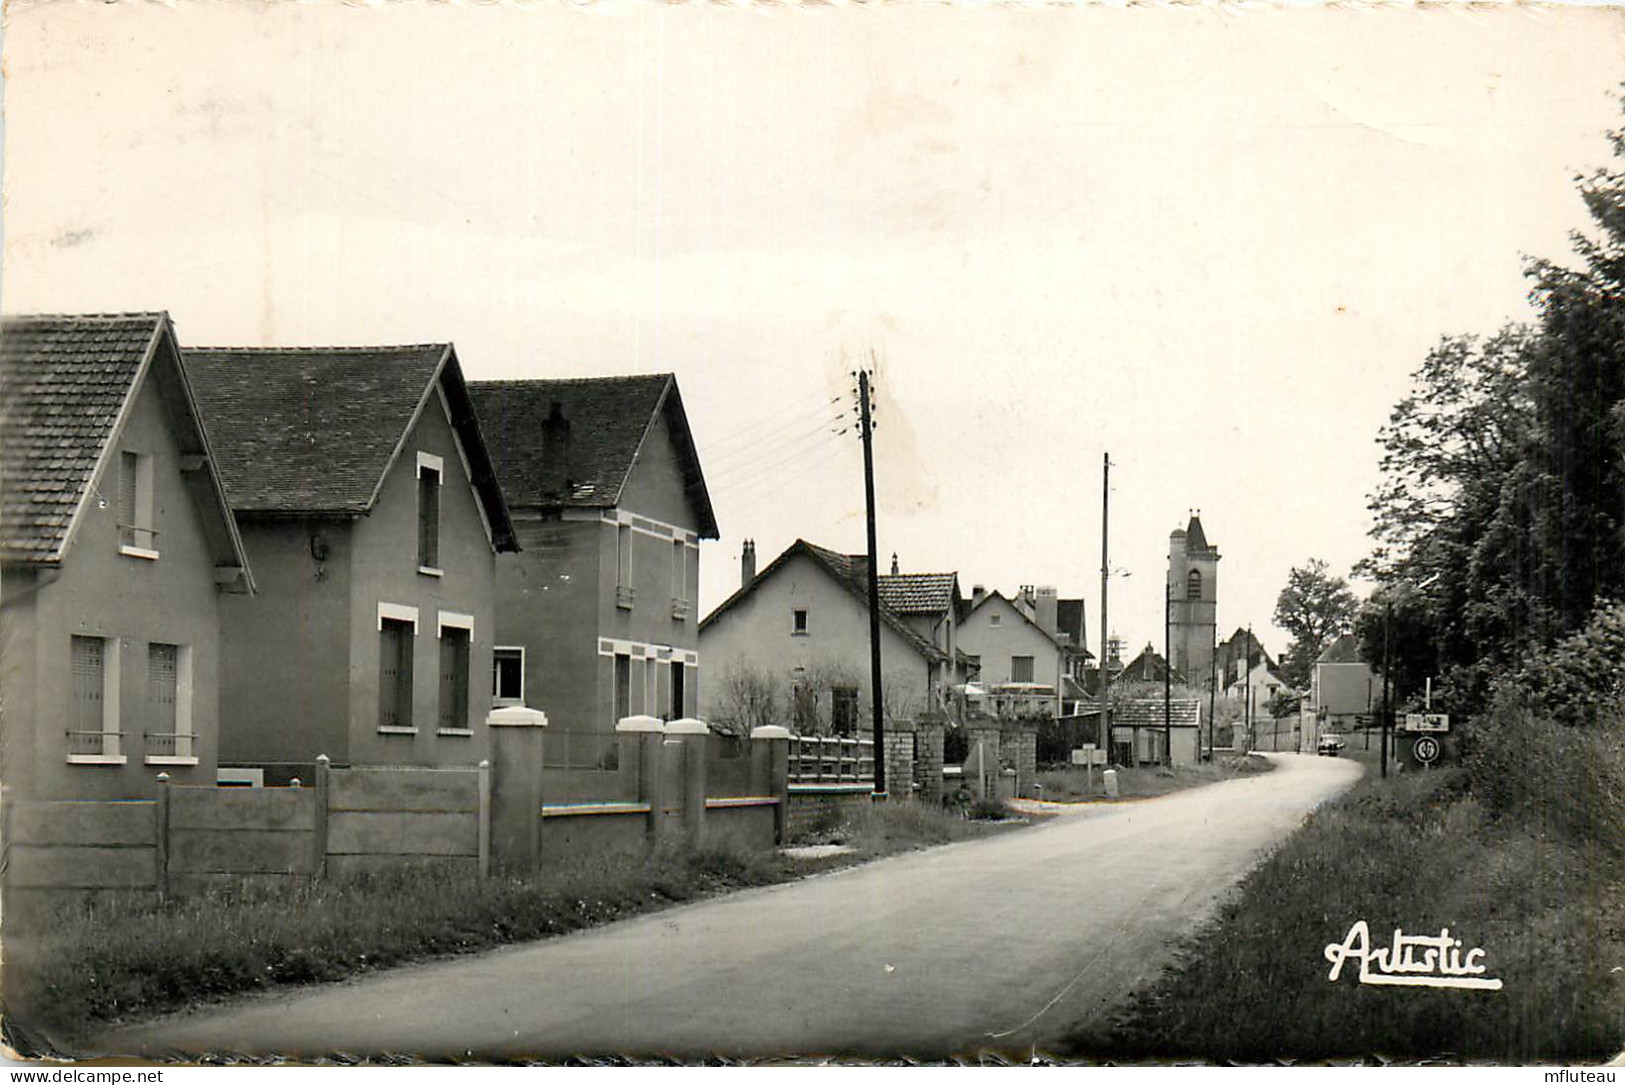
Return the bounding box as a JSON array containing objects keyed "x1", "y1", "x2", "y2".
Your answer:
[
  {"x1": 964, "y1": 589, "x2": 1064, "y2": 647},
  {"x1": 1117, "y1": 644, "x2": 1187, "y2": 685},
  {"x1": 700, "y1": 539, "x2": 947, "y2": 663},
  {"x1": 185, "y1": 345, "x2": 516, "y2": 550},
  {"x1": 0, "y1": 313, "x2": 253, "y2": 587},
  {"x1": 1183, "y1": 514, "x2": 1210, "y2": 553},
  {"x1": 1318, "y1": 633, "x2": 1366, "y2": 665},
  {"x1": 1113, "y1": 698, "x2": 1202, "y2": 727},
  {"x1": 467, "y1": 375, "x2": 718, "y2": 539},
  {"x1": 876, "y1": 572, "x2": 958, "y2": 615}
]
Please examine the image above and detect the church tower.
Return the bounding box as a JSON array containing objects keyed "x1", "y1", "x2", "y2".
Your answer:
[{"x1": 1167, "y1": 511, "x2": 1219, "y2": 682}]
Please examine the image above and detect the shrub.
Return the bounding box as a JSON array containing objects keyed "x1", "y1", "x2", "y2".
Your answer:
[
  {"x1": 966, "y1": 795, "x2": 1011, "y2": 821},
  {"x1": 1512, "y1": 600, "x2": 1625, "y2": 729}
]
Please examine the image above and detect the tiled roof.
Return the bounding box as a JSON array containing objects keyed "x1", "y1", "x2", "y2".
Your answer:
[
  {"x1": 468, "y1": 376, "x2": 718, "y2": 539},
  {"x1": 185, "y1": 346, "x2": 450, "y2": 514},
  {"x1": 0, "y1": 313, "x2": 165, "y2": 562},
  {"x1": 701, "y1": 539, "x2": 947, "y2": 663},
  {"x1": 1318, "y1": 633, "x2": 1366, "y2": 665},
  {"x1": 1113, "y1": 698, "x2": 1202, "y2": 727},
  {"x1": 876, "y1": 572, "x2": 957, "y2": 615},
  {"x1": 1117, "y1": 644, "x2": 1186, "y2": 685},
  {"x1": 1183, "y1": 514, "x2": 1211, "y2": 553}
]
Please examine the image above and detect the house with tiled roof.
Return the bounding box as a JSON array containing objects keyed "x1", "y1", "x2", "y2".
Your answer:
[
  {"x1": 956, "y1": 588, "x2": 1069, "y2": 719},
  {"x1": 0, "y1": 313, "x2": 254, "y2": 799},
  {"x1": 698, "y1": 540, "x2": 961, "y2": 734},
  {"x1": 187, "y1": 343, "x2": 516, "y2": 776},
  {"x1": 467, "y1": 375, "x2": 716, "y2": 734},
  {"x1": 1312, "y1": 633, "x2": 1374, "y2": 731}
]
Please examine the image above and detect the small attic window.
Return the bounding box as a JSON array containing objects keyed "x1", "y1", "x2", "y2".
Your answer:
[{"x1": 117, "y1": 450, "x2": 158, "y2": 559}]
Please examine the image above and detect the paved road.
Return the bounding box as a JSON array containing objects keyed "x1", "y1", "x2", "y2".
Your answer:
[{"x1": 107, "y1": 753, "x2": 1362, "y2": 1062}]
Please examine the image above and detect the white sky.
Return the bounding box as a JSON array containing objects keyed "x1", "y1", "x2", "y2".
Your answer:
[{"x1": 4, "y1": 2, "x2": 1622, "y2": 659}]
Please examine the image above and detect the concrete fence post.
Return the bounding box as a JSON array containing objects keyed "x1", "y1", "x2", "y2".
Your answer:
[
  {"x1": 750, "y1": 725, "x2": 791, "y2": 844},
  {"x1": 668, "y1": 718, "x2": 709, "y2": 847},
  {"x1": 487, "y1": 704, "x2": 549, "y2": 874},
  {"x1": 313, "y1": 754, "x2": 331, "y2": 882},
  {"x1": 915, "y1": 717, "x2": 946, "y2": 807},
  {"x1": 617, "y1": 715, "x2": 667, "y2": 843},
  {"x1": 154, "y1": 772, "x2": 171, "y2": 903}
]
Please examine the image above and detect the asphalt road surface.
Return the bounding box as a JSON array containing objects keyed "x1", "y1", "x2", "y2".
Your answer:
[{"x1": 106, "y1": 752, "x2": 1362, "y2": 1062}]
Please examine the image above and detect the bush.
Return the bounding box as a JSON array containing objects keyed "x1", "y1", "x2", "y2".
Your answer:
[
  {"x1": 1512, "y1": 600, "x2": 1625, "y2": 729},
  {"x1": 966, "y1": 795, "x2": 1011, "y2": 821}
]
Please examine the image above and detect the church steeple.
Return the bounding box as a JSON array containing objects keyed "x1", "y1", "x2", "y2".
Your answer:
[{"x1": 1167, "y1": 511, "x2": 1220, "y2": 681}]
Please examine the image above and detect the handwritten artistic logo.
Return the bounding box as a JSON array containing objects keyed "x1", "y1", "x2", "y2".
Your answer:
[{"x1": 1324, "y1": 921, "x2": 1503, "y2": 990}]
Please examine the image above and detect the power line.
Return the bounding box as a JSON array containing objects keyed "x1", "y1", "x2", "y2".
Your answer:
[
  {"x1": 706, "y1": 424, "x2": 851, "y2": 491},
  {"x1": 697, "y1": 394, "x2": 843, "y2": 455},
  {"x1": 701, "y1": 411, "x2": 849, "y2": 473}
]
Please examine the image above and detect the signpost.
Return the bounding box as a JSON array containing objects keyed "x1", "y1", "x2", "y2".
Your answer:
[
  {"x1": 1413, "y1": 735, "x2": 1442, "y2": 766},
  {"x1": 1073, "y1": 744, "x2": 1105, "y2": 790},
  {"x1": 1402, "y1": 714, "x2": 1450, "y2": 733}
]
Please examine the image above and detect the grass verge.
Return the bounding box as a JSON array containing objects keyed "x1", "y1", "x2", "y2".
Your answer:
[
  {"x1": 3, "y1": 801, "x2": 1025, "y2": 1055},
  {"x1": 1059, "y1": 766, "x2": 1625, "y2": 1062},
  {"x1": 1035, "y1": 754, "x2": 1273, "y2": 803}
]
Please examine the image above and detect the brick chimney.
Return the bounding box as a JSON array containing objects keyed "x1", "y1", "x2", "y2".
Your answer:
[
  {"x1": 741, "y1": 539, "x2": 756, "y2": 588},
  {"x1": 891, "y1": 552, "x2": 900, "y2": 576},
  {"x1": 971, "y1": 584, "x2": 986, "y2": 609},
  {"x1": 540, "y1": 401, "x2": 571, "y2": 501},
  {"x1": 1035, "y1": 586, "x2": 1059, "y2": 636}
]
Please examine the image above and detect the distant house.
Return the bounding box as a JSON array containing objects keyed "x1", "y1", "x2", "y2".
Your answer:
[
  {"x1": 1111, "y1": 698, "x2": 1202, "y2": 767},
  {"x1": 187, "y1": 343, "x2": 516, "y2": 774},
  {"x1": 468, "y1": 376, "x2": 717, "y2": 734},
  {"x1": 0, "y1": 313, "x2": 255, "y2": 799},
  {"x1": 699, "y1": 540, "x2": 958, "y2": 733},
  {"x1": 1313, "y1": 633, "x2": 1373, "y2": 731},
  {"x1": 1215, "y1": 626, "x2": 1274, "y2": 687},
  {"x1": 1116, "y1": 643, "x2": 1187, "y2": 687},
  {"x1": 1225, "y1": 658, "x2": 1294, "y2": 713},
  {"x1": 957, "y1": 588, "x2": 1067, "y2": 719}
]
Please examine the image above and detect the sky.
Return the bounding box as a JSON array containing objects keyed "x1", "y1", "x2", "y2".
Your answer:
[{"x1": 3, "y1": 1, "x2": 1623, "y2": 661}]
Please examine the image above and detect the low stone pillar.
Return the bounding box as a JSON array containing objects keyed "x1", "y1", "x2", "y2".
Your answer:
[
  {"x1": 667, "y1": 717, "x2": 709, "y2": 847},
  {"x1": 967, "y1": 727, "x2": 1001, "y2": 800},
  {"x1": 751, "y1": 725, "x2": 791, "y2": 843},
  {"x1": 882, "y1": 717, "x2": 917, "y2": 802},
  {"x1": 487, "y1": 704, "x2": 549, "y2": 874},
  {"x1": 617, "y1": 714, "x2": 666, "y2": 842},
  {"x1": 1002, "y1": 720, "x2": 1038, "y2": 798},
  {"x1": 915, "y1": 718, "x2": 946, "y2": 806}
]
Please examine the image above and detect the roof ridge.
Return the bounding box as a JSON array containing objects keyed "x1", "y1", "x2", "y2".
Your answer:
[
  {"x1": 189, "y1": 344, "x2": 451, "y2": 354},
  {"x1": 469, "y1": 373, "x2": 674, "y2": 386}
]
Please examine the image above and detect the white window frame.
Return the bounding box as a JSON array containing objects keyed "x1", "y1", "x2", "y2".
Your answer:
[
  {"x1": 145, "y1": 642, "x2": 198, "y2": 766},
  {"x1": 416, "y1": 452, "x2": 444, "y2": 576},
  {"x1": 436, "y1": 621, "x2": 474, "y2": 736},
  {"x1": 118, "y1": 450, "x2": 159, "y2": 560},
  {"x1": 437, "y1": 610, "x2": 474, "y2": 637},
  {"x1": 67, "y1": 634, "x2": 125, "y2": 765},
  {"x1": 616, "y1": 523, "x2": 634, "y2": 608},
  {"x1": 492, "y1": 645, "x2": 525, "y2": 707}
]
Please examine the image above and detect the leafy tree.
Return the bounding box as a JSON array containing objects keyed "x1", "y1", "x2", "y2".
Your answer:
[{"x1": 1273, "y1": 560, "x2": 1358, "y2": 689}]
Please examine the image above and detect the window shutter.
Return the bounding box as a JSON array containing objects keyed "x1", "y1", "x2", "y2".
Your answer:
[
  {"x1": 418, "y1": 469, "x2": 440, "y2": 568},
  {"x1": 118, "y1": 452, "x2": 138, "y2": 546},
  {"x1": 439, "y1": 630, "x2": 469, "y2": 730},
  {"x1": 72, "y1": 635, "x2": 105, "y2": 736},
  {"x1": 149, "y1": 643, "x2": 178, "y2": 735}
]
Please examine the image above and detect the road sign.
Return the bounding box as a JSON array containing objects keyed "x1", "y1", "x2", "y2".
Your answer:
[
  {"x1": 1403, "y1": 714, "x2": 1450, "y2": 733},
  {"x1": 1413, "y1": 735, "x2": 1441, "y2": 765},
  {"x1": 1071, "y1": 745, "x2": 1095, "y2": 766}
]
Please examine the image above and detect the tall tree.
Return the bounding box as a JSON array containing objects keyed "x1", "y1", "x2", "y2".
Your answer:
[{"x1": 1273, "y1": 559, "x2": 1358, "y2": 689}]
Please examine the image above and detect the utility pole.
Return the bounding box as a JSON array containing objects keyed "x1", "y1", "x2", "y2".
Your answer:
[
  {"x1": 1246, "y1": 623, "x2": 1255, "y2": 753},
  {"x1": 858, "y1": 368, "x2": 886, "y2": 797},
  {"x1": 1163, "y1": 581, "x2": 1172, "y2": 766},
  {"x1": 1207, "y1": 619, "x2": 1217, "y2": 762},
  {"x1": 1098, "y1": 453, "x2": 1112, "y2": 761},
  {"x1": 1380, "y1": 599, "x2": 1393, "y2": 780}
]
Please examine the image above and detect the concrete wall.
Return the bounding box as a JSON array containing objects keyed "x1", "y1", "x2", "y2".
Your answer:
[
  {"x1": 495, "y1": 407, "x2": 703, "y2": 736},
  {"x1": 5, "y1": 372, "x2": 227, "y2": 800},
  {"x1": 784, "y1": 786, "x2": 869, "y2": 836},
  {"x1": 699, "y1": 551, "x2": 933, "y2": 727}
]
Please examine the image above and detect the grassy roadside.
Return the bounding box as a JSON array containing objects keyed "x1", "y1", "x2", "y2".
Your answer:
[
  {"x1": 3, "y1": 800, "x2": 1028, "y2": 1056},
  {"x1": 1059, "y1": 766, "x2": 1625, "y2": 1062},
  {"x1": 1035, "y1": 754, "x2": 1274, "y2": 803}
]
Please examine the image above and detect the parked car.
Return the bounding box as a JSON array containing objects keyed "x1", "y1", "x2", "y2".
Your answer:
[{"x1": 1317, "y1": 734, "x2": 1347, "y2": 757}]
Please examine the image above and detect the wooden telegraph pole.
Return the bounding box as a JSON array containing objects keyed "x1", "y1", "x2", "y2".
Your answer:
[
  {"x1": 858, "y1": 368, "x2": 886, "y2": 797},
  {"x1": 1163, "y1": 581, "x2": 1172, "y2": 766},
  {"x1": 1098, "y1": 453, "x2": 1112, "y2": 760}
]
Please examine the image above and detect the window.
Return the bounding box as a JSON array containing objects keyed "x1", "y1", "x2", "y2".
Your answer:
[
  {"x1": 966, "y1": 654, "x2": 982, "y2": 678},
  {"x1": 68, "y1": 634, "x2": 122, "y2": 762},
  {"x1": 1011, "y1": 655, "x2": 1035, "y2": 683},
  {"x1": 832, "y1": 686, "x2": 859, "y2": 736},
  {"x1": 438, "y1": 627, "x2": 471, "y2": 732},
  {"x1": 493, "y1": 647, "x2": 524, "y2": 706},
  {"x1": 144, "y1": 642, "x2": 194, "y2": 762},
  {"x1": 1187, "y1": 569, "x2": 1202, "y2": 600},
  {"x1": 989, "y1": 613, "x2": 1002, "y2": 627},
  {"x1": 793, "y1": 608, "x2": 808, "y2": 635},
  {"x1": 379, "y1": 618, "x2": 415, "y2": 730},
  {"x1": 117, "y1": 450, "x2": 157, "y2": 557},
  {"x1": 613, "y1": 652, "x2": 631, "y2": 725},
  {"x1": 671, "y1": 662, "x2": 686, "y2": 720},
  {"x1": 417, "y1": 456, "x2": 441, "y2": 572},
  {"x1": 616, "y1": 524, "x2": 634, "y2": 608}
]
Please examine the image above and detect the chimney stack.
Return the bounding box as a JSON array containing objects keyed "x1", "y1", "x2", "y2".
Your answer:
[
  {"x1": 540, "y1": 401, "x2": 572, "y2": 501},
  {"x1": 1035, "y1": 586, "x2": 1059, "y2": 636},
  {"x1": 972, "y1": 584, "x2": 986, "y2": 608},
  {"x1": 741, "y1": 539, "x2": 756, "y2": 588},
  {"x1": 891, "y1": 552, "x2": 900, "y2": 576}
]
